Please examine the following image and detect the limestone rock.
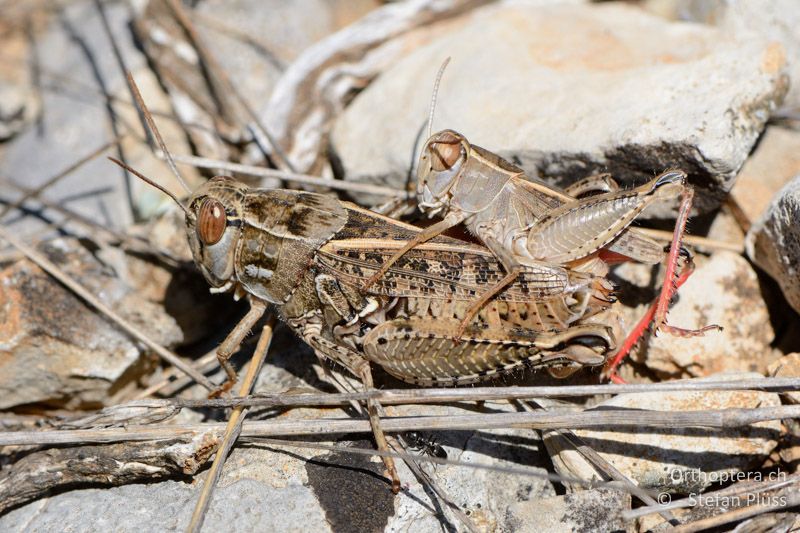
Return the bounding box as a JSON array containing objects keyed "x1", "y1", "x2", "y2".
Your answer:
[
  {"x1": 746, "y1": 174, "x2": 800, "y2": 315},
  {"x1": 504, "y1": 489, "x2": 630, "y2": 533},
  {"x1": 615, "y1": 252, "x2": 776, "y2": 379},
  {"x1": 333, "y1": 2, "x2": 788, "y2": 212},
  {"x1": 0, "y1": 479, "x2": 329, "y2": 533},
  {"x1": 0, "y1": 238, "x2": 182, "y2": 409},
  {"x1": 263, "y1": 0, "x2": 493, "y2": 176},
  {"x1": 767, "y1": 353, "x2": 800, "y2": 404},
  {"x1": 674, "y1": 0, "x2": 800, "y2": 113},
  {"x1": 729, "y1": 126, "x2": 800, "y2": 231}
]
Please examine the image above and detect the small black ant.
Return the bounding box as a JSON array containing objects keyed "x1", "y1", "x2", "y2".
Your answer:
[{"x1": 404, "y1": 431, "x2": 447, "y2": 460}]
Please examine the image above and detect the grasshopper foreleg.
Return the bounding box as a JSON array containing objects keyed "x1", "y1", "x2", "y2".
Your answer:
[{"x1": 211, "y1": 297, "x2": 268, "y2": 398}]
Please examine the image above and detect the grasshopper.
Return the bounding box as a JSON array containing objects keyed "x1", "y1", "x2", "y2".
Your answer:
[
  {"x1": 110, "y1": 157, "x2": 620, "y2": 491},
  {"x1": 365, "y1": 62, "x2": 720, "y2": 378}
]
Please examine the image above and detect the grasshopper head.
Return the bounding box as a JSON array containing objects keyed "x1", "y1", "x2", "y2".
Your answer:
[
  {"x1": 416, "y1": 129, "x2": 470, "y2": 217},
  {"x1": 186, "y1": 176, "x2": 248, "y2": 289}
]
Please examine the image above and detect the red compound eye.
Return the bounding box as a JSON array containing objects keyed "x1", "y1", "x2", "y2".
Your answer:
[{"x1": 197, "y1": 198, "x2": 226, "y2": 245}]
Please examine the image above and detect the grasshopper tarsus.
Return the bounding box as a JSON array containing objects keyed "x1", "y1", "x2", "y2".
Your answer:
[
  {"x1": 657, "y1": 323, "x2": 723, "y2": 338},
  {"x1": 208, "y1": 380, "x2": 235, "y2": 400}
]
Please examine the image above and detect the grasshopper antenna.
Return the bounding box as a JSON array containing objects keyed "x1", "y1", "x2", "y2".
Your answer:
[
  {"x1": 125, "y1": 71, "x2": 192, "y2": 195},
  {"x1": 108, "y1": 157, "x2": 194, "y2": 220},
  {"x1": 427, "y1": 57, "x2": 451, "y2": 139}
]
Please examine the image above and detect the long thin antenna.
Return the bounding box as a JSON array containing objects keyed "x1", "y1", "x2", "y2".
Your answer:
[
  {"x1": 108, "y1": 157, "x2": 194, "y2": 220},
  {"x1": 125, "y1": 71, "x2": 192, "y2": 195},
  {"x1": 427, "y1": 57, "x2": 451, "y2": 139}
]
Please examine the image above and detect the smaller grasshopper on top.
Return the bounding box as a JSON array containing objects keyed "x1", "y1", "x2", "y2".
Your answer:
[{"x1": 364, "y1": 59, "x2": 720, "y2": 376}]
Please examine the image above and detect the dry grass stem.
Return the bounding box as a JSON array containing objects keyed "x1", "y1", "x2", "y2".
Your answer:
[
  {"x1": 169, "y1": 153, "x2": 408, "y2": 197},
  {"x1": 187, "y1": 317, "x2": 276, "y2": 533},
  {"x1": 154, "y1": 377, "x2": 800, "y2": 410},
  {"x1": 636, "y1": 227, "x2": 744, "y2": 254},
  {"x1": 2, "y1": 404, "x2": 796, "y2": 447}
]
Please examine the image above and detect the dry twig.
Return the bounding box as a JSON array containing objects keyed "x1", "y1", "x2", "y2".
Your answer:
[
  {"x1": 170, "y1": 153, "x2": 407, "y2": 197},
  {"x1": 187, "y1": 317, "x2": 276, "y2": 533},
  {"x1": 129, "y1": 377, "x2": 800, "y2": 411}
]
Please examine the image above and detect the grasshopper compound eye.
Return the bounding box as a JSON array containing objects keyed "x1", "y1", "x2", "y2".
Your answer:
[
  {"x1": 198, "y1": 198, "x2": 226, "y2": 245},
  {"x1": 429, "y1": 132, "x2": 463, "y2": 171}
]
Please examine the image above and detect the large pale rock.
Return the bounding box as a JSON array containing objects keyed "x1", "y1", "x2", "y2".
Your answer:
[
  {"x1": 672, "y1": 0, "x2": 800, "y2": 112},
  {"x1": 333, "y1": 1, "x2": 788, "y2": 212},
  {"x1": 747, "y1": 174, "x2": 800, "y2": 316},
  {"x1": 729, "y1": 126, "x2": 800, "y2": 231},
  {"x1": 263, "y1": 0, "x2": 494, "y2": 176},
  {"x1": 546, "y1": 374, "x2": 781, "y2": 494},
  {"x1": 615, "y1": 252, "x2": 776, "y2": 378},
  {"x1": 0, "y1": 479, "x2": 329, "y2": 533},
  {"x1": 0, "y1": 238, "x2": 182, "y2": 408}
]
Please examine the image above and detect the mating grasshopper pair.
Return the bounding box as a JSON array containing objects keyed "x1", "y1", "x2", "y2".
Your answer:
[
  {"x1": 116, "y1": 162, "x2": 619, "y2": 491},
  {"x1": 366, "y1": 60, "x2": 720, "y2": 376},
  {"x1": 116, "y1": 64, "x2": 718, "y2": 490}
]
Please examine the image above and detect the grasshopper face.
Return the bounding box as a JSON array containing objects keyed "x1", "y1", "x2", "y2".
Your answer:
[
  {"x1": 417, "y1": 129, "x2": 520, "y2": 217},
  {"x1": 416, "y1": 129, "x2": 470, "y2": 216},
  {"x1": 186, "y1": 176, "x2": 248, "y2": 289}
]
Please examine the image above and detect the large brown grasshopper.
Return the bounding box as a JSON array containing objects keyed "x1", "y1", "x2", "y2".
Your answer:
[
  {"x1": 366, "y1": 63, "x2": 721, "y2": 378},
  {"x1": 111, "y1": 157, "x2": 619, "y2": 492}
]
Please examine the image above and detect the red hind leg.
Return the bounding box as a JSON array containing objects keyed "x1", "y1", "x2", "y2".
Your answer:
[
  {"x1": 605, "y1": 187, "x2": 721, "y2": 383},
  {"x1": 604, "y1": 256, "x2": 695, "y2": 383}
]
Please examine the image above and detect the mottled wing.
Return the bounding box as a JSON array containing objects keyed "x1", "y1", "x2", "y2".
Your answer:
[{"x1": 316, "y1": 238, "x2": 590, "y2": 302}]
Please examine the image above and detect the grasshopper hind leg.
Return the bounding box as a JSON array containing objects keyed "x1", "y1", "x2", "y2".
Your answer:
[
  {"x1": 604, "y1": 189, "x2": 722, "y2": 382},
  {"x1": 363, "y1": 318, "x2": 613, "y2": 386},
  {"x1": 300, "y1": 330, "x2": 402, "y2": 493}
]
